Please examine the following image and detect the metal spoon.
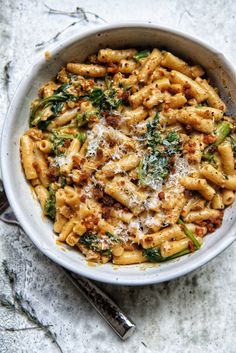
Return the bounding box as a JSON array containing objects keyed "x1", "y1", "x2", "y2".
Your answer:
[{"x1": 0, "y1": 179, "x2": 135, "y2": 340}]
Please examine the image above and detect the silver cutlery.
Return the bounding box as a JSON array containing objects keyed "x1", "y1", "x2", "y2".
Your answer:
[{"x1": 0, "y1": 179, "x2": 135, "y2": 340}]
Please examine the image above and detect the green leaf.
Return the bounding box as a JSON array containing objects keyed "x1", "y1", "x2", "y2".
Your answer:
[
  {"x1": 142, "y1": 247, "x2": 164, "y2": 262},
  {"x1": 139, "y1": 151, "x2": 170, "y2": 187},
  {"x1": 162, "y1": 131, "x2": 180, "y2": 155},
  {"x1": 30, "y1": 95, "x2": 68, "y2": 124},
  {"x1": 51, "y1": 131, "x2": 74, "y2": 156},
  {"x1": 76, "y1": 132, "x2": 86, "y2": 144},
  {"x1": 134, "y1": 50, "x2": 150, "y2": 61},
  {"x1": 44, "y1": 186, "x2": 56, "y2": 219},
  {"x1": 51, "y1": 101, "x2": 64, "y2": 116},
  {"x1": 77, "y1": 112, "x2": 90, "y2": 127},
  {"x1": 30, "y1": 83, "x2": 77, "y2": 127},
  {"x1": 202, "y1": 121, "x2": 231, "y2": 161},
  {"x1": 137, "y1": 160, "x2": 145, "y2": 185},
  {"x1": 105, "y1": 231, "x2": 120, "y2": 243},
  {"x1": 37, "y1": 118, "x2": 53, "y2": 131},
  {"x1": 230, "y1": 136, "x2": 236, "y2": 153},
  {"x1": 143, "y1": 113, "x2": 162, "y2": 150},
  {"x1": 138, "y1": 113, "x2": 182, "y2": 188},
  {"x1": 60, "y1": 176, "x2": 67, "y2": 188},
  {"x1": 142, "y1": 247, "x2": 191, "y2": 262},
  {"x1": 177, "y1": 219, "x2": 201, "y2": 250},
  {"x1": 89, "y1": 88, "x2": 122, "y2": 111},
  {"x1": 54, "y1": 83, "x2": 77, "y2": 102},
  {"x1": 79, "y1": 233, "x2": 99, "y2": 251}
]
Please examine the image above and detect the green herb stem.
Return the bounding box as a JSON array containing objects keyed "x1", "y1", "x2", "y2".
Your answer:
[
  {"x1": 202, "y1": 121, "x2": 231, "y2": 160},
  {"x1": 142, "y1": 247, "x2": 191, "y2": 263},
  {"x1": 177, "y1": 219, "x2": 201, "y2": 250}
]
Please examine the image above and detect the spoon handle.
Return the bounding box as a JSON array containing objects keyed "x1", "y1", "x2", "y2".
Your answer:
[
  {"x1": 64, "y1": 270, "x2": 135, "y2": 340},
  {"x1": 0, "y1": 179, "x2": 135, "y2": 340}
]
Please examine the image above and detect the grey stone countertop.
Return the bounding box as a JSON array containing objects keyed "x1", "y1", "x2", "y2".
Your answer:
[{"x1": 0, "y1": 0, "x2": 236, "y2": 352}]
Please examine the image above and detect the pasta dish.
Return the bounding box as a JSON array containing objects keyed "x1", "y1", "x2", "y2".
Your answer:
[{"x1": 20, "y1": 48, "x2": 236, "y2": 265}]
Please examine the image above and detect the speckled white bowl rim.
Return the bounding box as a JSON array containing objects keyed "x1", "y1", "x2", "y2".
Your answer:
[{"x1": 1, "y1": 23, "x2": 236, "y2": 286}]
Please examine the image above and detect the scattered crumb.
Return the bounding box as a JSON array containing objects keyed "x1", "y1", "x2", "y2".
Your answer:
[{"x1": 44, "y1": 51, "x2": 51, "y2": 61}]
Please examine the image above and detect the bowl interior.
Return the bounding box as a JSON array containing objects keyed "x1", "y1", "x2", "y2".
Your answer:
[{"x1": 2, "y1": 24, "x2": 236, "y2": 285}]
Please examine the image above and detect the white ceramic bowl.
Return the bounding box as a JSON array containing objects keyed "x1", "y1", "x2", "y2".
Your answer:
[{"x1": 2, "y1": 23, "x2": 236, "y2": 285}]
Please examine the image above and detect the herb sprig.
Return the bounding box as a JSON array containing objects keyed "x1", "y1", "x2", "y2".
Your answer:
[
  {"x1": 30, "y1": 83, "x2": 77, "y2": 127},
  {"x1": 44, "y1": 186, "x2": 56, "y2": 219},
  {"x1": 142, "y1": 247, "x2": 191, "y2": 262},
  {"x1": 79, "y1": 231, "x2": 119, "y2": 257},
  {"x1": 89, "y1": 88, "x2": 122, "y2": 112},
  {"x1": 36, "y1": 4, "x2": 106, "y2": 49},
  {"x1": 138, "y1": 113, "x2": 181, "y2": 187}
]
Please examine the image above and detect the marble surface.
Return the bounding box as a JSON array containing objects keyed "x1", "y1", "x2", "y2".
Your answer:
[{"x1": 1, "y1": 0, "x2": 236, "y2": 352}]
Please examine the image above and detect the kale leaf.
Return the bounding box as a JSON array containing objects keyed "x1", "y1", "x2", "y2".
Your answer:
[
  {"x1": 89, "y1": 88, "x2": 122, "y2": 111},
  {"x1": 134, "y1": 50, "x2": 150, "y2": 61},
  {"x1": 77, "y1": 112, "x2": 91, "y2": 127},
  {"x1": 76, "y1": 132, "x2": 87, "y2": 144},
  {"x1": 44, "y1": 186, "x2": 56, "y2": 219},
  {"x1": 79, "y1": 232, "x2": 99, "y2": 251},
  {"x1": 79, "y1": 232, "x2": 112, "y2": 257},
  {"x1": 142, "y1": 247, "x2": 191, "y2": 263},
  {"x1": 142, "y1": 247, "x2": 164, "y2": 262},
  {"x1": 51, "y1": 101, "x2": 64, "y2": 116},
  {"x1": 30, "y1": 83, "x2": 77, "y2": 127}
]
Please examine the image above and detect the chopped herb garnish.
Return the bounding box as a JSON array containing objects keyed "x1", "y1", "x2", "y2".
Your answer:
[
  {"x1": 162, "y1": 131, "x2": 181, "y2": 155},
  {"x1": 44, "y1": 186, "x2": 56, "y2": 219},
  {"x1": 79, "y1": 232, "x2": 112, "y2": 257},
  {"x1": 138, "y1": 151, "x2": 170, "y2": 187},
  {"x1": 89, "y1": 88, "x2": 122, "y2": 111},
  {"x1": 145, "y1": 113, "x2": 162, "y2": 150},
  {"x1": 138, "y1": 113, "x2": 181, "y2": 188},
  {"x1": 105, "y1": 231, "x2": 120, "y2": 243},
  {"x1": 79, "y1": 232, "x2": 99, "y2": 251},
  {"x1": 134, "y1": 50, "x2": 150, "y2": 61},
  {"x1": 52, "y1": 131, "x2": 74, "y2": 156},
  {"x1": 76, "y1": 132, "x2": 86, "y2": 144},
  {"x1": 77, "y1": 112, "x2": 91, "y2": 127},
  {"x1": 60, "y1": 176, "x2": 67, "y2": 187},
  {"x1": 144, "y1": 113, "x2": 161, "y2": 149}
]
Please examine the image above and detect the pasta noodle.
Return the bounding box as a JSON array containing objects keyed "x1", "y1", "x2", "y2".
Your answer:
[{"x1": 20, "y1": 47, "x2": 235, "y2": 265}]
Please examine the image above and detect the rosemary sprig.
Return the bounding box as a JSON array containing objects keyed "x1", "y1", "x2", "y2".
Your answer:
[
  {"x1": 36, "y1": 21, "x2": 80, "y2": 48},
  {"x1": 1, "y1": 260, "x2": 64, "y2": 353},
  {"x1": 3, "y1": 61, "x2": 11, "y2": 102},
  {"x1": 44, "y1": 3, "x2": 106, "y2": 22},
  {"x1": 0, "y1": 325, "x2": 43, "y2": 332},
  {"x1": 36, "y1": 4, "x2": 106, "y2": 49}
]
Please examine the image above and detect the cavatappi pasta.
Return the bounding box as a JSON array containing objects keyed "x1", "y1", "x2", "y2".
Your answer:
[{"x1": 20, "y1": 48, "x2": 236, "y2": 265}]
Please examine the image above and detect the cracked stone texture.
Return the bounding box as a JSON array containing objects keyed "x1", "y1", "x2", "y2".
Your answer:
[{"x1": 0, "y1": 0, "x2": 236, "y2": 352}]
